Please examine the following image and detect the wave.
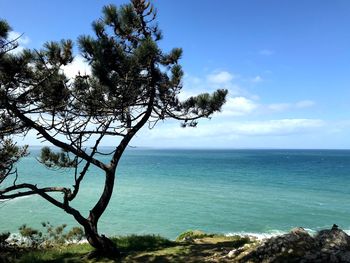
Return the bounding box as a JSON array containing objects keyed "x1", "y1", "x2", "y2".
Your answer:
[
  {"x1": 225, "y1": 228, "x2": 350, "y2": 240},
  {"x1": 1, "y1": 195, "x2": 33, "y2": 203},
  {"x1": 5, "y1": 232, "x2": 88, "y2": 246},
  {"x1": 225, "y1": 230, "x2": 287, "y2": 240}
]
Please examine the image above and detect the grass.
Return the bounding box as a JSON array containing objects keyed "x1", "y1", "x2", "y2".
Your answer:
[
  {"x1": 111, "y1": 234, "x2": 175, "y2": 252},
  {"x1": 1, "y1": 231, "x2": 252, "y2": 262},
  {"x1": 2, "y1": 243, "x2": 92, "y2": 263}
]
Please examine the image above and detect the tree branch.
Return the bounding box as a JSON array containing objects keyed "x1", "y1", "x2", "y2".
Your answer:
[
  {"x1": 0, "y1": 183, "x2": 87, "y2": 226},
  {"x1": 6, "y1": 100, "x2": 108, "y2": 171}
]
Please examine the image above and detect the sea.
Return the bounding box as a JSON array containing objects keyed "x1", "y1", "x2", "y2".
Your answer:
[{"x1": 1, "y1": 148, "x2": 350, "y2": 240}]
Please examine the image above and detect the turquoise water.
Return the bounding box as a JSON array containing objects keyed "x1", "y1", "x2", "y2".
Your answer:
[{"x1": 1, "y1": 148, "x2": 350, "y2": 239}]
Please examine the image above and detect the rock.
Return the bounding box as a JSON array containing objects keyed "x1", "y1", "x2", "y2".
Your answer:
[
  {"x1": 234, "y1": 225, "x2": 350, "y2": 263},
  {"x1": 315, "y1": 227, "x2": 350, "y2": 250},
  {"x1": 227, "y1": 249, "x2": 236, "y2": 258},
  {"x1": 290, "y1": 227, "x2": 309, "y2": 235}
]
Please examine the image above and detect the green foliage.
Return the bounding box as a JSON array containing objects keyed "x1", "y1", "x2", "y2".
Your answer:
[
  {"x1": 43, "y1": 39, "x2": 73, "y2": 65},
  {"x1": 39, "y1": 147, "x2": 75, "y2": 169},
  {"x1": 66, "y1": 227, "x2": 84, "y2": 242},
  {"x1": 181, "y1": 89, "x2": 228, "y2": 119},
  {"x1": 0, "y1": 20, "x2": 11, "y2": 39},
  {"x1": 17, "y1": 223, "x2": 84, "y2": 248},
  {"x1": 0, "y1": 139, "x2": 28, "y2": 182},
  {"x1": 134, "y1": 37, "x2": 160, "y2": 64},
  {"x1": 176, "y1": 230, "x2": 214, "y2": 242},
  {"x1": 111, "y1": 234, "x2": 174, "y2": 252},
  {"x1": 19, "y1": 225, "x2": 42, "y2": 238},
  {"x1": 0, "y1": 19, "x2": 17, "y2": 54},
  {"x1": 75, "y1": 0, "x2": 227, "y2": 123},
  {"x1": 41, "y1": 222, "x2": 68, "y2": 245},
  {"x1": 41, "y1": 222, "x2": 85, "y2": 246},
  {"x1": 19, "y1": 224, "x2": 43, "y2": 247}
]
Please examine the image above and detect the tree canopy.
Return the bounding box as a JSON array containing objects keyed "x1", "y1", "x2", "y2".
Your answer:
[{"x1": 0, "y1": 0, "x2": 227, "y2": 255}]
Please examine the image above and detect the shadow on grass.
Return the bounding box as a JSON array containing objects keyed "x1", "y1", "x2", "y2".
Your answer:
[
  {"x1": 112, "y1": 234, "x2": 176, "y2": 253},
  {"x1": 0, "y1": 243, "x2": 92, "y2": 263},
  {"x1": 132, "y1": 238, "x2": 250, "y2": 263},
  {"x1": 0, "y1": 235, "x2": 250, "y2": 262},
  {"x1": 0, "y1": 235, "x2": 175, "y2": 263}
]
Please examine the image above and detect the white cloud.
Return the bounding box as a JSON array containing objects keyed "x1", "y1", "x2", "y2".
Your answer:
[
  {"x1": 229, "y1": 119, "x2": 324, "y2": 136},
  {"x1": 259, "y1": 49, "x2": 274, "y2": 56},
  {"x1": 207, "y1": 71, "x2": 235, "y2": 84},
  {"x1": 146, "y1": 118, "x2": 325, "y2": 140},
  {"x1": 181, "y1": 71, "x2": 244, "y2": 100},
  {"x1": 181, "y1": 71, "x2": 315, "y2": 120},
  {"x1": 8, "y1": 31, "x2": 30, "y2": 54},
  {"x1": 62, "y1": 55, "x2": 91, "y2": 79},
  {"x1": 220, "y1": 96, "x2": 258, "y2": 116},
  {"x1": 8, "y1": 31, "x2": 30, "y2": 46},
  {"x1": 181, "y1": 69, "x2": 318, "y2": 123}
]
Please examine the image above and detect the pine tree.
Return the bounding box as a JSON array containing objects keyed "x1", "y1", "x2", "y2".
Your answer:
[
  {"x1": 0, "y1": 0, "x2": 227, "y2": 255},
  {"x1": 0, "y1": 20, "x2": 28, "y2": 185}
]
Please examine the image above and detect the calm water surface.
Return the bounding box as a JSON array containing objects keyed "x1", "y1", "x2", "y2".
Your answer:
[{"x1": 1, "y1": 148, "x2": 350, "y2": 239}]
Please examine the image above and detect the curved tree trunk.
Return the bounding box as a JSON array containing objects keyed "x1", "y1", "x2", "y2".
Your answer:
[
  {"x1": 81, "y1": 87, "x2": 156, "y2": 256},
  {"x1": 84, "y1": 221, "x2": 120, "y2": 257},
  {"x1": 83, "y1": 168, "x2": 120, "y2": 257}
]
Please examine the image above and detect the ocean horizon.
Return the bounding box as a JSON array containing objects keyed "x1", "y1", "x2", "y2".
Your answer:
[{"x1": 1, "y1": 147, "x2": 350, "y2": 240}]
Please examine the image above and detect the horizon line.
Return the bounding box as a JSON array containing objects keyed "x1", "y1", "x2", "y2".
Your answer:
[{"x1": 22, "y1": 145, "x2": 350, "y2": 151}]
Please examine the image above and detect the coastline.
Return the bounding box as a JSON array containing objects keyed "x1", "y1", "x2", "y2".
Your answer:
[{"x1": 3, "y1": 226, "x2": 350, "y2": 262}]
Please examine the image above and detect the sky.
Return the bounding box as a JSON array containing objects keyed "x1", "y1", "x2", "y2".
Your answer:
[{"x1": 1, "y1": 0, "x2": 350, "y2": 149}]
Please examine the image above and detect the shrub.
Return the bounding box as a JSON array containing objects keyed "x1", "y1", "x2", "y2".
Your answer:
[
  {"x1": 18, "y1": 224, "x2": 43, "y2": 247},
  {"x1": 41, "y1": 222, "x2": 67, "y2": 245},
  {"x1": 176, "y1": 230, "x2": 214, "y2": 242},
  {"x1": 66, "y1": 227, "x2": 84, "y2": 242},
  {"x1": 15, "y1": 223, "x2": 85, "y2": 248}
]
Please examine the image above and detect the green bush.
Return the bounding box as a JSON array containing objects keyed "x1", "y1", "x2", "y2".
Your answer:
[
  {"x1": 66, "y1": 227, "x2": 84, "y2": 242},
  {"x1": 42, "y1": 222, "x2": 67, "y2": 245},
  {"x1": 16, "y1": 223, "x2": 85, "y2": 248},
  {"x1": 176, "y1": 230, "x2": 214, "y2": 242},
  {"x1": 18, "y1": 224, "x2": 43, "y2": 247}
]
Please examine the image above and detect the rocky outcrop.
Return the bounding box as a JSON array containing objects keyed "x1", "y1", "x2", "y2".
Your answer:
[{"x1": 230, "y1": 225, "x2": 350, "y2": 263}]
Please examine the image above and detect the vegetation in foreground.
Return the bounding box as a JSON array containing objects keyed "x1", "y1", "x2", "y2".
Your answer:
[
  {"x1": 3, "y1": 225, "x2": 350, "y2": 262},
  {"x1": 0, "y1": 229, "x2": 251, "y2": 263}
]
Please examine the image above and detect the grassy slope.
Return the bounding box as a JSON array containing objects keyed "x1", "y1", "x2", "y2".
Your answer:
[{"x1": 1, "y1": 233, "x2": 251, "y2": 263}]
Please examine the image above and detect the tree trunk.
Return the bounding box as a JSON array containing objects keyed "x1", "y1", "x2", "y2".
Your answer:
[
  {"x1": 84, "y1": 221, "x2": 120, "y2": 258},
  {"x1": 83, "y1": 168, "x2": 120, "y2": 257}
]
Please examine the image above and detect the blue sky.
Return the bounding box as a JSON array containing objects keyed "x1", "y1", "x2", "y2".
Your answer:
[{"x1": 2, "y1": 0, "x2": 350, "y2": 148}]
